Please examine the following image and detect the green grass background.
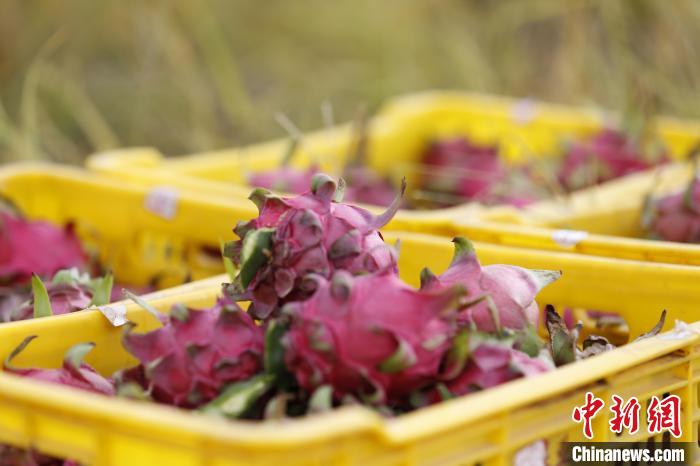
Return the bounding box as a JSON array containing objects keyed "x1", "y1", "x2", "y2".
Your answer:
[{"x1": 1, "y1": 0, "x2": 699, "y2": 163}]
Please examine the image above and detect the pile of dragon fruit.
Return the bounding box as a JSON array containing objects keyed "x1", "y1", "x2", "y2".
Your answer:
[
  {"x1": 250, "y1": 126, "x2": 669, "y2": 211},
  {"x1": 4, "y1": 175, "x2": 667, "y2": 424},
  {"x1": 0, "y1": 211, "x2": 117, "y2": 324}
]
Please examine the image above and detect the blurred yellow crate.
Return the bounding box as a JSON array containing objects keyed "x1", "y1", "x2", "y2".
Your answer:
[
  {"x1": 0, "y1": 163, "x2": 257, "y2": 288},
  {"x1": 0, "y1": 231, "x2": 699, "y2": 465},
  {"x1": 86, "y1": 91, "x2": 700, "y2": 195},
  {"x1": 455, "y1": 162, "x2": 700, "y2": 266},
  {"x1": 87, "y1": 91, "x2": 700, "y2": 265},
  {"x1": 492, "y1": 156, "x2": 690, "y2": 229}
]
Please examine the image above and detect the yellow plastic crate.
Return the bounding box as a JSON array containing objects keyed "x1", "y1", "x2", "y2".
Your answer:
[
  {"x1": 495, "y1": 159, "x2": 693, "y2": 233},
  {"x1": 452, "y1": 162, "x2": 700, "y2": 266},
  {"x1": 86, "y1": 91, "x2": 700, "y2": 266},
  {"x1": 86, "y1": 91, "x2": 700, "y2": 197},
  {"x1": 0, "y1": 231, "x2": 699, "y2": 465},
  {"x1": 0, "y1": 163, "x2": 257, "y2": 288}
]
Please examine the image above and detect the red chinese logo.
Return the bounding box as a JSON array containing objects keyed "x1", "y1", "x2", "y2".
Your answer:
[
  {"x1": 572, "y1": 392, "x2": 605, "y2": 439},
  {"x1": 609, "y1": 395, "x2": 640, "y2": 435},
  {"x1": 647, "y1": 395, "x2": 682, "y2": 438},
  {"x1": 572, "y1": 392, "x2": 682, "y2": 438}
]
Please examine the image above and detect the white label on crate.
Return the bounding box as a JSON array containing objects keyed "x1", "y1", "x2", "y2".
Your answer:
[
  {"x1": 511, "y1": 98, "x2": 537, "y2": 125},
  {"x1": 552, "y1": 229, "x2": 589, "y2": 247},
  {"x1": 659, "y1": 320, "x2": 698, "y2": 341},
  {"x1": 144, "y1": 187, "x2": 179, "y2": 220},
  {"x1": 94, "y1": 304, "x2": 129, "y2": 327},
  {"x1": 514, "y1": 441, "x2": 546, "y2": 466}
]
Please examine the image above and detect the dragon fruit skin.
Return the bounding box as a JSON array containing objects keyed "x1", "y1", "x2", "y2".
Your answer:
[
  {"x1": 342, "y1": 166, "x2": 398, "y2": 207},
  {"x1": 283, "y1": 270, "x2": 465, "y2": 405},
  {"x1": 3, "y1": 283, "x2": 92, "y2": 323},
  {"x1": 249, "y1": 167, "x2": 318, "y2": 195},
  {"x1": 249, "y1": 166, "x2": 398, "y2": 207},
  {"x1": 119, "y1": 296, "x2": 264, "y2": 408},
  {"x1": 4, "y1": 336, "x2": 115, "y2": 396},
  {"x1": 643, "y1": 176, "x2": 700, "y2": 243},
  {"x1": 426, "y1": 343, "x2": 553, "y2": 403},
  {"x1": 420, "y1": 237, "x2": 560, "y2": 332},
  {"x1": 421, "y1": 137, "x2": 506, "y2": 202},
  {"x1": 559, "y1": 128, "x2": 667, "y2": 191},
  {"x1": 226, "y1": 174, "x2": 403, "y2": 320},
  {"x1": 0, "y1": 212, "x2": 87, "y2": 285},
  {"x1": 0, "y1": 288, "x2": 29, "y2": 323},
  {"x1": 0, "y1": 269, "x2": 112, "y2": 323}
]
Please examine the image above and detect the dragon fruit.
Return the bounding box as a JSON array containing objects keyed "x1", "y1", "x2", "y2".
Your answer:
[
  {"x1": 224, "y1": 173, "x2": 403, "y2": 319},
  {"x1": 118, "y1": 295, "x2": 264, "y2": 408},
  {"x1": 283, "y1": 270, "x2": 465, "y2": 405},
  {"x1": 0, "y1": 212, "x2": 86, "y2": 285},
  {"x1": 249, "y1": 166, "x2": 318, "y2": 195},
  {"x1": 559, "y1": 128, "x2": 667, "y2": 191},
  {"x1": 0, "y1": 269, "x2": 113, "y2": 323},
  {"x1": 4, "y1": 336, "x2": 114, "y2": 395},
  {"x1": 420, "y1": 237, "x2": 560, "y2": 332},
  {"x1": 249, "y1": 164, "x2": 397, "y2": 207},
  {"x1": 342, "y1": 166, "x2": 398, "y2": 207},
  {"x1": 418, "y1": 137, "x2": 539, "y2": 208},
  {"x1": 422, "y1": 340, "x2": 553, "y2": 405},
  {"x1": 248, "y1": 125, "x2": 398, "y2": 208},
  {"x1": 421, "y1": 137, "x2": 504, "y2": 200},
  {"x1": 642, "y1": 175, "x2": 700, "y2": 243}
]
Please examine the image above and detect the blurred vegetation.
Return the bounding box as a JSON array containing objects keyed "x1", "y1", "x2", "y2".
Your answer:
[{"x1": 1, "y1": 0, "x2": 699, "y2": 163}]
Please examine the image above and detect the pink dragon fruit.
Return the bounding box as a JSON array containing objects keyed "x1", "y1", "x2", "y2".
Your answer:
[
  {"x1": 0, "y1": 287, "x2": 29, "y2": 324},
  {"x1": 642, "y1": 175, "x2": 700, "y2": 243},
  {"x1": 4, "y1": 336, "x2": 115, "y2": 395},
  {"x1": 249, "y1": 165, "x2": 399, "y2": 208},
  {"x1": 420, "y1": 237, "x2": 560, "y2": 332},
  {"x1": 419, "y1": 137, "x2": 540, "y2": 208},
  {"x1": 425, "y1": 341, "x2": 552, "y2": 404},
  {"x1": 249, "y1": 167, "x2": 319, "y2": 195},
  {"x1": 559, "y1": 128, "x2": 667, "y2": 191},
  {"x1": 420, "y1": 137, "x2": 505, "y2": 202},
  {"x1": 341, "y1": 166, "x2": 398, "y2": 207},
  {"x1": 251, "y1": 165, "x2": 399, "y2": 207},
  {"x1": 0, "y1": 212, "x2": 87, "y2": 285},
  {"x1": 225, "y1": 173, "x2": 403, "y2": 319},
  {"x1": 118, "y1": 295, "x2": 264, "y2": 408},
  {"x1": 0, "y1": 269, "x2": 113, "y2": 323},
  {"x1": 247, "y1": 127, "x2": 398, "y2": 207},
  {"x1": 283, "y1": 270, "x2": 465, "y2": 405}
]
